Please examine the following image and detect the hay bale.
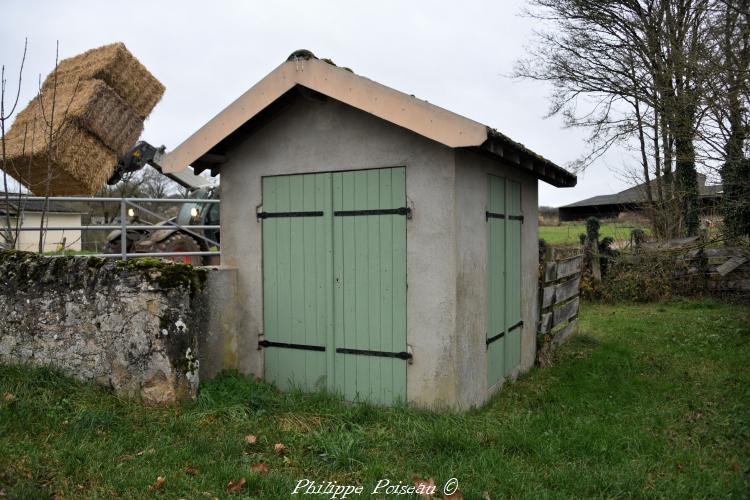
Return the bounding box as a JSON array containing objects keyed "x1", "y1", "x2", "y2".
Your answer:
[
  {"x1": 2, "y1": 121, "x2": 117, "y2": 196},
  {"x1": 42, "y1": 42, "x2": 165, "y2": 119},
  {"x1": 13, "y1": 80, "x2": 143, "y2": 156}
]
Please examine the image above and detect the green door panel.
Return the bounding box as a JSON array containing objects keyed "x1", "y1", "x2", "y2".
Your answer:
[
  {"x1": 332, "y1": 167, "x2": 407, "y2": 405},
  {"x1": 505, "y1": 180, "x2": 522, "y2": 375},
  {"x1": 487, "y1": 175, "x2": 506, "y2": 386},
  {"x1": 262, "y1": 173, "x2": 332, "y2": 392},
  {"x1": 262, "y1": 167, "x2": 407, "y2": 405}
]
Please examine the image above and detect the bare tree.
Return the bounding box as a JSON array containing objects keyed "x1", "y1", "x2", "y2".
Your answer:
[
  {"x1": 0, "y1": 40, "x2": 27, "y2": 250},
  {"x1": 705, "y1": 0, "x2": 750, "y2": 239},
  {"x1": 515, "y1": 0, "x2": 719, "y2": 238},
  {"x1": 34, "y1": 41, "x2": 83, "y2": 253}
]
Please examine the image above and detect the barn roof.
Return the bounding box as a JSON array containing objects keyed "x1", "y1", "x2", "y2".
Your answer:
[
  {"x1": 162, "y1": 52, "x2": 576, "y2": 188},
  {"x1": 562, "y1": 177, "x2": 723, "y2": 208}
]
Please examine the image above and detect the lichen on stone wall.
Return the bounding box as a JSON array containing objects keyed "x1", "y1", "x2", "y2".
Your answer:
[{"x1": 0, "y1": 251, "x2": 207, "y2": 404}]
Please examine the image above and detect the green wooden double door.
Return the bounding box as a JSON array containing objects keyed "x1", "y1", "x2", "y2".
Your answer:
[
  {"x1": 260, "y1": 167, "x2": 408, "y2": 405},
  {"x1": 486, "y1": 175, "x2": 523, "y2": 386}
]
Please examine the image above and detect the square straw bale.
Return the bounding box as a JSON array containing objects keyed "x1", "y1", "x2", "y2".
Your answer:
[
  {"x1": 42, "y1": 42, "x2": 165, "y2": 120},
  {"x1": 14, "y1": 79, "x2": 143, "y2": 156},
  {"x1": 3, "y1": 120, "x2": 117, "y2": 196}
]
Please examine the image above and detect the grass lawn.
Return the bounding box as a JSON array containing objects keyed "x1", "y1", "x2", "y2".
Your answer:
[
  {"x1": 1, "y1": 299, "x2": 748, "y2": 498},
  {"x1": 539, "y1": 222, "x2": 650, "y2": 246}
]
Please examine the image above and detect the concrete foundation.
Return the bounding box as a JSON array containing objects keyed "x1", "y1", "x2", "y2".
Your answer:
[{"x1": 198, "y1": 267, "x2": 240, "y2": 380}]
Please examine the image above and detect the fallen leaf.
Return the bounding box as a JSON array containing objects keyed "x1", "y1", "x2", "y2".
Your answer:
[
  {"x1": 274, "y1": 443, "x2": 287, "y2": 454},
  {"x1": 482, "y1": 492, "x2": 491, "y2": 500},
  {"x1": 226, "y1": 477, "x2": 247, "y2": 493},
  {"x1": 118, "y1": 454, "x2": 134, "y2": 462},
  {"x1": 0, "y1": 489, "x2": 6, "y2": 497},
  {"x1": 731, "y1": 462, "x2": 741, "y2": 472},
  {"x1": 444, "y1": 490, "x2": 463, "y2": 500},
  {"x1": 244, "y1": 434, "x2": 257, "y2": 444},
  {"x1": 185, "y1": 465, "x2": 198, "y2": 475},
  {"x1": 3, "y1": 392, "x2": 14, "y2": 402},
  {"x1": 147, "y1": 476, "x2": 166, "y2": 491},
  {"x1": 412, "y1": 477, "x2": 436, "y2": 499},
  {"x1": 250, "y1": 462, "x2": 269, "y2": 474}
]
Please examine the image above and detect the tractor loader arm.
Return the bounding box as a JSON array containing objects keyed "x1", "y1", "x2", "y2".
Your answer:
[{"x1": 108, "y1": 141, "x2": 212, "y2": 191}]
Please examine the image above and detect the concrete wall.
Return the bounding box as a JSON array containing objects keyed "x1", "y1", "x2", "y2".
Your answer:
[
  {"x1": 198, "y1": 266, "x2": 240, "y2": 379},
  {"x1": 454, "y1": 150, "x2": 540, "y2": 405},
  {"x1": 14, "y1": 213, "x2": 82, "y2": 252}
]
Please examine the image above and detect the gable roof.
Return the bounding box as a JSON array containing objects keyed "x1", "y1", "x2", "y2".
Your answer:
[
  {"x1": 562, "y1": 177, "x2": 723, "y2": 208},
  {"x1": 162, "y1": 52, "x2": 576, "y2": 188}
]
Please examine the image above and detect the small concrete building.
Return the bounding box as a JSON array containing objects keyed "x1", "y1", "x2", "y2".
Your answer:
[{"x1": 164, "y1": 52, "x2": 576, "y2": 409}]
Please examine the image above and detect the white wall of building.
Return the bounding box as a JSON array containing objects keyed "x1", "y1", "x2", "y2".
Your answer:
[{"x1": 13, "y1": 212, "x2": 83, "y2": 253}]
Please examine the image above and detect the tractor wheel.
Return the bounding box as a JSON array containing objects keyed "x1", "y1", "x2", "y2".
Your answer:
[
  {"x1": 104, "y1": 237, "x2": 128, "y2": 255},
  {"x1": 151, "y1": 233, "x2": 202, "y2": 265}
]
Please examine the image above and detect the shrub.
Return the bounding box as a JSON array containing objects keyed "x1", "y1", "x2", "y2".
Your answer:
[{"x1": 581, "y1": 253, "x2": 703, "y2": 302}]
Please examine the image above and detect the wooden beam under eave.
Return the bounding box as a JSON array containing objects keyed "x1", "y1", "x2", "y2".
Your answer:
[{"x1": 197, "y1": 153, "x2": 227, "y2": 164}]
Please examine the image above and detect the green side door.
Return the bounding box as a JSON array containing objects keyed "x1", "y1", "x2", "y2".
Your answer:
[
  {"x1": 261, "y1": 168, "x2": 408, "y2": 404},
  {"x1": 487, "y1": 175, "x2": 522, "y2": 386}
]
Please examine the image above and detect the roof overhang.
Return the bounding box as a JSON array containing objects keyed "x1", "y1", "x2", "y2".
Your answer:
[{"x1": 162, "y1": 57, "x2": 576, "y2": 188}]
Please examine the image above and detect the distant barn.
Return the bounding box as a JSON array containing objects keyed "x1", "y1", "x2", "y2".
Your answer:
[{"x1": 558, "y1": 175, "x2": 723, "y2": 221}]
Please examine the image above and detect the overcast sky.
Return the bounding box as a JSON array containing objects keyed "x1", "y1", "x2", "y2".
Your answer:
[{"x1": 1, "y1": 0, "x2": 641, "y2": 206}]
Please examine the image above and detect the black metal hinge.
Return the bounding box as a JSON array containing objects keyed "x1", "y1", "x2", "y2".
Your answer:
[
  {"x1": 486, "y1": 212, "x2": 524, "y2": 222},
  {"x1": 335, "y1": 347, "x2": 412, "y2": 360},
  {"x1": 334, "y1": 207, "x2": 411, "y2": 217},
  {"x1": 486, "y1": 321, "x2": 524, "y2": 346},
  {"x1": 486, "y1": 331, "x2": 505, "y2": 346},
  {"x1": 257, "y1": 211, "x2": 324, "y2": 220},
  {"x1": 258, "y1": 340, "x2": 325, "y2": 352}
]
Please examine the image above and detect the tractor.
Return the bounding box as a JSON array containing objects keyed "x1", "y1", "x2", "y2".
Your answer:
[{"x1": 103, "y1": 141, "x2": 220, "y2": 265}]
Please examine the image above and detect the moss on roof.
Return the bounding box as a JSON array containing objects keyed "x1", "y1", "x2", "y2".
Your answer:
[{"x1": 287, "y1": 50, "x2": 353, "y2": 73}]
